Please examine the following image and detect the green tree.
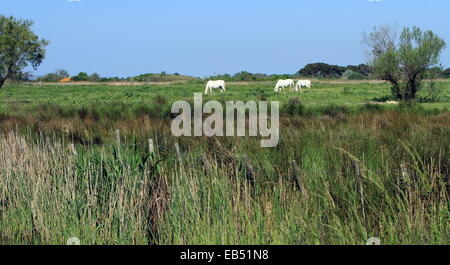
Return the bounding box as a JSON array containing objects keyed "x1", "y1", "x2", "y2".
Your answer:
[
  {"x1": 364, "y1": 25, "x2": 446, "y2": 100},
  {"x1": 233, "y1": 71, "x2": 258, "y2": 81},
  {"x1": 72, "y1": 72, "x2": 89, "y2": 81},
  {"x1": 346, "y1": 64, "x2": 372, "y2": 77},
  {"x1": 11, "y1": 71, "x2": 33, "y2": 82},
  {"x1": 298, "y1": 63, "x2": 346, "y2": 78},
  {"x1": 89, "y1": 72, "x2": 101, "y2": 82},
  {"x1": 0, "y1": 15, "x2": 48, "y2": 88},
  {"x1": 342, "y1": 69, "x2": 365, "y2": 80},
  {"x1": 55, "y1": 69, "x2": 69, "y2": 79},
  {"x1": 36, "y1": 69, "x2": 70, "y2": 82},
  {"x1": 442, "y1": 68, "x2": 450, "y2": 78}
]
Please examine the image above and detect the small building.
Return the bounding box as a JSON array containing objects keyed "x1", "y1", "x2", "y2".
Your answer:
[{"x1": 59, "y1": 77, "x2": 71, "y2": 82}]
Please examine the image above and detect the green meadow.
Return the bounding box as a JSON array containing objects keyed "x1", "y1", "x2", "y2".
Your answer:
[
  {"x1": 0, "y1": 81, "x2": 448, "y2": 245},
  {"x1": 1, "y1": 81, "x2": 450, "y2": 109}
]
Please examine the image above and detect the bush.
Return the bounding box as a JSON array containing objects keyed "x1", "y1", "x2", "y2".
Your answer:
[
  {"x1": 341, "y1": 87, "x2": 352, "y2": 95},
  {"x1": 284, "y1": 97, "x2": 305, "y2": 116},
  {"x1": 252, "y1": 88, "x2": 268, "y2": 101},
  {"x1": 36, "y1": 69, "x2": 70, "y2": 82},
  {"x1": 398, "y1": 99, "x2": 419, "y2": 109},
  {"x1": 322, "y1": 104, "x2": 350, "y2": 117},
  {"x1": 132, "y1": 72, "x2": 196, "y2": 82},
  {"x1": 72, "y1": 72, "x2": 90, "y2": 81},
  {"x1": 361, "y1": 103, "x2": 384, "y2": 112},
  {"x1": 342, "y1": 70, "x2": 366, "y2": 80},
  {"x1": 443, "y1": 68, "x2": 450, "y2": 78},
  {"x1": 298, "y1": 63, "x2": 346, "y2": 78},
  {"x1": 418, "y1": 81, "x2": 445, "y2": 103},
  {"x1": 153, "y1": 95, "x2": 167, "y2": 105}
]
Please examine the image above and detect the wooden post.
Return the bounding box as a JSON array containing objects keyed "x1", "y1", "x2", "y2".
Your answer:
[
  {"x1": 212, "y1": 137, "x2": 239, "y2": 176},
  {"x1": 400, "y1": 163, "x2": 408, "y2": 180},
  {"x1": 242, "y1": 154, "x2": 255, "y2": 187},
  {"x1": 400, "y1": 163, "x2": 411, "y2": 203},
  {"x1": 353, "y1": 159, "x2": 366, "y2": 222},
  {"x1": 148, "y1": 139, "x2": 154, "y2": 154},
  {"x1": 201, "y1": 153, "x2": 212, "y2": 174},
  {"x1": 115, "y1": 129, "x2": 121, "y2": 146},
  {"x1": 70, "y1": 143, "x2": 77, "y2": 156},
  {"x1": 290, "y1": 160, "x2": 308, "y2": 199},
  {"x1": 174, "y1": 143, "x2": 182, "y2": 164}
]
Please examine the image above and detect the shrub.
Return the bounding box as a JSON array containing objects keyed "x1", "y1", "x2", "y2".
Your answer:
[
  {"x1": 361, "y1": 103, "x2": 384, "y2": 112},
  {"x1": 72, "y1": 72, "x2": 90, "y2": 82},
  {"x1": 418, "y1": 81, "x2": 445, "y2": 103},
  {"x1": 284, "y1": 97, "x2": 305, "y2": 116},
  {"x1": 252, "y1": 88, "x2": 268, "y2": 101},
  {"x1": 153, "y1": 95, "x2": 167, "y2": 105},
  {"x1": 443, "y1": 68, "x2": 450, "y2": 78},
  {"x1": 322, "y1": 104, "x2": 350, "y2": 117},
  {"x1": 342, "y1": 70, "x2": 366, "y2": 80}
]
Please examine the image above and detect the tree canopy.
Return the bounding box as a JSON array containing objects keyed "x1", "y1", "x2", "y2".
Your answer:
[
  {"x1": 36, "y1": 69, "x2": 69, "y2": 82},
  {"x1": 364, "y1": 25, "x2": 446, "y2": 100},
  {"x1": 297, "y1": 63, "x2": 372, "y2": 78},
  {"x1": 0, "y1": 15, "x2": 48, "y2": 88},
  {"x1": 71, "y1": 72, "x2": 90, "y2": 82}
]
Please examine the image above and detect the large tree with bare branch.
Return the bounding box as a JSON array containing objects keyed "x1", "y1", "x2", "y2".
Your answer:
[{"x1": 364, "y1": 25, "x2": 446, "y2": 100}]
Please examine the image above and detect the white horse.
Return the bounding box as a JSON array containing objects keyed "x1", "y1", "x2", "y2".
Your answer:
[
  {"x1": 274, "y1": 79, "x2": 295, "y2": 92},
  {"x1": 295, "y1": 80, "x2": 312, "y2": 92},
  {"x1": 205, "y1": 80, "x2": 226, "y2": 95}
]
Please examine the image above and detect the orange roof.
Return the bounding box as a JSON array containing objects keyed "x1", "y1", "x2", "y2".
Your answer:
[{"x1": 60, "y1": 78, "x2": 71, "y2": 82}]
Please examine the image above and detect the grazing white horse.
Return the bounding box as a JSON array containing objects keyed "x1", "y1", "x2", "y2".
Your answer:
[
  {"x1": 274, "y1": 79, "x2": 295, "y2": 92},
  {"x1": 205, "y1": 80, "x2": 226, "y2": 95},
  {"x1": 295, "y1": 80, "x2": 312, "y2": 92}
]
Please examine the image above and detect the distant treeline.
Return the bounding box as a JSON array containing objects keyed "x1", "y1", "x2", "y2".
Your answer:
[
  {"x1": 130, "y1": 72, "x2": 197, "y2": 82},
  {"x1": 33, "y1": 70, "x2": 196, "y2": 83},
  {"x1": 207, "y1": 72, "x2": 293, "y2": 82},
  {"x1": 14, "y1": 63, "x2": 450, "y2": 83},
  {"x1": 202, "y1": 64, "x2": 449, "y2": 81},
  {"x1": 298, "y1": 63, "x2": 373, "y2": 79}
]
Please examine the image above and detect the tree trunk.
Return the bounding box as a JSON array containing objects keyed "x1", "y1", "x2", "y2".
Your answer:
[
  {"x1": 392, "y1": 83, "x2": 402, "y2": 99},
  {"x1": 410, "y1": 78, "x2": 418, "y2": 100},
  {"x1": 386, "y1": 76, "x2": 402, "y2": 99},
  {"x1": 0, "y1": 78, "x2": 5, "y2": 89},
  {"x1": 406, "y1": 74, "x2": 419, "y2": 100}
]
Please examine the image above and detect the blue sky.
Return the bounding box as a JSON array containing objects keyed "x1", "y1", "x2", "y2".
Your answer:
[{"x1": 2, "y1": 0, "x2": 449, "y2": 77}]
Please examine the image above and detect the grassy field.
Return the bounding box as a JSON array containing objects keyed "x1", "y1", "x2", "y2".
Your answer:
[
  {"x1": 0, "y1": 81, "x2": 449, "y2": 245},
  {"x1": 2, "y1": 81, "x2": 450, "y2": 110}
]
